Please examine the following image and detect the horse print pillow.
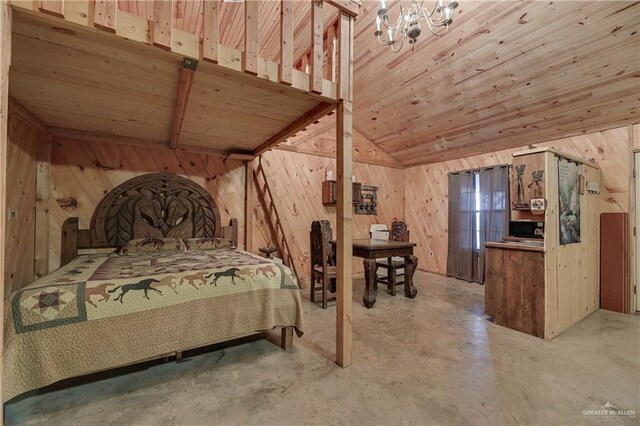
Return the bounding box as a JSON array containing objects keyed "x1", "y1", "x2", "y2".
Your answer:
[
  {"x1": 119, "y1": 237, "x2": 185, "y2": 255},
  {"x1": 182, "y1": 237, "x2": 234, "y2": 251}
]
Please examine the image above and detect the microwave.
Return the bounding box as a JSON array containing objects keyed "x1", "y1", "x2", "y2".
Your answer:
[{"x1": 509, "y1": 221, "x2": 545, "y2": 239}]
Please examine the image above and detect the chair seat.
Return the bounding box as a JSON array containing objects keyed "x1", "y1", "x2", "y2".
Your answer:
[
  {"x1": 376, "y1": 258, "x2": 405, "y2": 268},
  {"x1": 313, "y1": 265, "x2": 337, "y2": 276}
]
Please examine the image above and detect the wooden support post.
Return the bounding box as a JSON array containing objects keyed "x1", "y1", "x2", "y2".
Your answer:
[
  {"x1": 244, "y1": 0, "x2": 259, "y2": 75},
  {"x1": 336, "y1": 99, "x2": 353, "y2": 368},
  {"x1": 335, "y1": 9, "x2": 354, "y2": 368},
  {"x1": 169, "y1": 58, "x2": 197, "y2": 150},
  {"x1": 152, "y1": 0, "x2": 173, "y2": 50},
  {"x1": 279, "y1": 0, "x2": 293, "y2": 84},
  {"x1": 93, "y1": 0, "x2": 116, "y2": 32},
  {"x1": 34, "y1": 133, "x2": 52, "y2": 280},
  {"x1": 245, "y1": 159, "x2": 255, "y2": 251},
  {"x1": 0, "y1": 0, "x2": 11, "y2": 408},
  {"x1": 310, "y1": 0, "x2": 323, "y2": 94},
  {"x1": 337, "y1": 12, "x2": 350, "y2": 100},
  {"x1": 202, "y1": 0, "x2": 219, "y2": 63},
  {"x1": 38, "y1": 0, "x2": 65, "y2": 17}
]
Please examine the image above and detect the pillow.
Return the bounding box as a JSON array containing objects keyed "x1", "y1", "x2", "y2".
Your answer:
[
  {"x1": 182, "y1": 237, "x2": 233, "y2": 251},
  {"x1": 119, "y1": 237, "x2": 185, "y2": 255}
]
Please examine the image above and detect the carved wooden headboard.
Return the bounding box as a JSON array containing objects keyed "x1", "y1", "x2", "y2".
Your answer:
[{"x1": 61, "y1": 173, "x2": 238, "y2": 266}]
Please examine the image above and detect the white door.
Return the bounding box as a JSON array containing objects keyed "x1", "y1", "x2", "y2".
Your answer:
[{"x1": 635, "y1": 152, "x2": 640, "y2": 312}]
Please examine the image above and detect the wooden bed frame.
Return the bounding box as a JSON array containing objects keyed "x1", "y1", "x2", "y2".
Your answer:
[{"x1": 60, "y1": 173, "x2": 293, "y2": 352}]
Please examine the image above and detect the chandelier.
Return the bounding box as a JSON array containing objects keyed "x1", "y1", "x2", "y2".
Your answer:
[{"x1": 374, "y1": 0, "x2": 459, "y2": 53}]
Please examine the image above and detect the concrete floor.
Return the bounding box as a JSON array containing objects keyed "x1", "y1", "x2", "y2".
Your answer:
[{"x1": 5, "y1": 271, "x2": 640, "y2": 425}]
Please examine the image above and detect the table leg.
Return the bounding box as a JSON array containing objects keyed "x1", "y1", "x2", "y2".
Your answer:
[
  {"x1": 388, "y1": 263, "x2": 397, "y2": 296},
  {"x1": 363, "y1": 258, "x2": 377, "y2": 308},
  {"x1": 403, "y1": 255, "x2": 418, "y2": 299}
]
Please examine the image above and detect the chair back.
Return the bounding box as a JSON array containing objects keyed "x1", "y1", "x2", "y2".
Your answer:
[
  {"x1": 390, "y1": 221, "x2": 410, "y2": 242},
  {"x1": 310, "y1": 220, "x2": 334, "y2": 268}
]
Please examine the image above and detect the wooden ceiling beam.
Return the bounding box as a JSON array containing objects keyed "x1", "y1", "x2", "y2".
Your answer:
[
  {"x1": 169, "y1": 58, "x2": 198, "y2": 150},
  {"x1": 325, "y1": 0, "x2": 361, "y2": 18},
  {"x1": 253, "y1": 101, "x2": 336, "y2": 156}
]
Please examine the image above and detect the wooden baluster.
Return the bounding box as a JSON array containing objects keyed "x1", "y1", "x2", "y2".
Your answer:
[
  {"x1": 310, "y1": 0, "x2": 323, "y2": 94},
  {"x1": 38, "y1": 0, "x2": 65, "y2": 17},
  {"x1": 93, "y1": 0, "x2": 116, "y2": 32},
  {"x1": 337, "y1": 11, "x2": 350, "y2": 100},
  {"x1": 203, "y1": 0, "x2": 219, "y2": 63},
  {"x1": 325, "y1": 22, "x2": 335, "y2": 81},
  {"x1": 280, "y1": 0, "x2": 293, "y2": 84},
  {"x1": 244, "y1": 0, "x2": 259, "y2": 75},
  {"x1": 152, "y1": 0, "x2": 173, "y2": 50}
]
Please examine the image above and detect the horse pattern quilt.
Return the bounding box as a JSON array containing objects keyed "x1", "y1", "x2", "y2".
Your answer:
[{"x1": 4, "y1": 247, "x2": 303, "y2": 401}]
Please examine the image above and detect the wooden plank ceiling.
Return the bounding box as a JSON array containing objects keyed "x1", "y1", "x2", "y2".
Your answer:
[
  {"x1": 10, "y1": 1, "x2": 640, "y2": 165},
  {"x1": 8, "y1": 9, "x2": 322, "y2": 155},
  {"x1": 284, "y1": 0, "x2": 640, "y2": 166}
]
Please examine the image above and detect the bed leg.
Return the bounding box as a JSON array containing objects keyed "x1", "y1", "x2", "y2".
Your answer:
[
  {"x1": 281, "y1": 326, "x2": 294, "y2": 351},
  {"x1": 176, "y1": 351, "x2": 183, "y2": 361}
]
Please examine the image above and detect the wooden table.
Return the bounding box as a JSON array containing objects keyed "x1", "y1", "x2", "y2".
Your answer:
[{"x1": 333, "y1": 239, "x2": 418, "y2": 308}]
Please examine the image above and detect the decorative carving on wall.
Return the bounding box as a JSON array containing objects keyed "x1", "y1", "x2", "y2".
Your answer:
[{"x1": 92, "y1": 173, "x2": 222, "y2": 246}]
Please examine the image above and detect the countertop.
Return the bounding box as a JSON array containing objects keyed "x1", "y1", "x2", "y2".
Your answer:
[{"x1": 484, "y1": 240, "x2": 544, "y2": 252}]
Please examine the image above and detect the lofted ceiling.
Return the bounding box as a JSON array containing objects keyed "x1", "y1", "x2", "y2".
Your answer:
[
  {"x1": 349, "y1": 0, "x2": 640, "y2": 166},
  {"x1": 13, "y1": 1, "x2": 640, "y2": 167}
]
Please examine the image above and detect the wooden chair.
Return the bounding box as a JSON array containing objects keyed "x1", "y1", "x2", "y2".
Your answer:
[
  {"x1": 310, "y1": 220, "x2": 337, "y2": 309},
  {"x1": 375, "y1": 221, "x2": 410, "y2": 296}
]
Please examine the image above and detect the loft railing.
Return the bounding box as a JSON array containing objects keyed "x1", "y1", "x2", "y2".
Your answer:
[{"x1": 13, "y1": 0, "x2": 358, "y2": 101}]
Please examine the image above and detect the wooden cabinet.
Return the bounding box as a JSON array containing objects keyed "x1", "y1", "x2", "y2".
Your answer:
[
  {"x1": 322, "y1": 180, "x2": 363, "y2": 205},
  {"x1": 485, "y1": 147, "x2": 601, "y2": 340},
  {"x1": 485, "y1": 245, "x2": 545, "y2": 338}
]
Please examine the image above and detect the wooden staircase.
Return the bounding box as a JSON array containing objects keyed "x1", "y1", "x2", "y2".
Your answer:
[{"x1": 252, "y1": 156, "x2": 302, "y2": 287}]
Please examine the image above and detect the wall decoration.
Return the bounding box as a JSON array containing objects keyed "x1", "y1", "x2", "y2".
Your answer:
[
  {"x1": 514, "y1": 164, "x2": 528, "y2": 208},
  {"x1": 530, "y1": 198, "x2": 545, "y2": 215},
  {"x1": 529, "y1": 170, "x2": 544, "y2": 197},
  {"x1": 558, "y1": 159, "x2": 581, "y2": 245}
]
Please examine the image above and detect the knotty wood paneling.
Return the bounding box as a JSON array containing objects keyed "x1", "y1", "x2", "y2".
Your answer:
[
  {"x1": 405, "y1": 125, "x2": 635, "y2": 275},
  {"x1": 4, "y1": 113, "x2": 39, "y2": 297},
  {"x1": 250, "y1": 149, "x2": 404, "y2": 284},
  {"x1": 48, "y1": 138, "x2": 247, "y2": 271}
]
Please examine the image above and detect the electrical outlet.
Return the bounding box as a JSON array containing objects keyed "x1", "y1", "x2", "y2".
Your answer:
[{"x1": 8, "y1": 210, "x2": 17, "y2": 221}]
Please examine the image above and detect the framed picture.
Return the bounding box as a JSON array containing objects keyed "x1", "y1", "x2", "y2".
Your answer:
[{"x1": 557, "y1": 159, "x2": 581, "y2": 245}]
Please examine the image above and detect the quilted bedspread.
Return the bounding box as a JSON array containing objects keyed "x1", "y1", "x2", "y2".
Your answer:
[{"x1": 3, "y1": 247, "x2": 304, "y2": 401}]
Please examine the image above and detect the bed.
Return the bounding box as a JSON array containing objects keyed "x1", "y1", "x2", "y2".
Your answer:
[{"x1": 3, "y1": 173, "x2": 304, "y2": 402}]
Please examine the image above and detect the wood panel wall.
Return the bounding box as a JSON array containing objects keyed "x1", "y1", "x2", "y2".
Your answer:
[
  {"x1": 542, "y1": 151, "x2": 600, "y2": 337},
  {"x1": 4, "y1": 112, "x2": 39, "y2": 296},
  {"x1": 405, "y1": 125, "x2": 638, "y2": 275},
  {"x1": 45, "y1": 140, "x2": 404, "y2": 288},
  {"x1": 253, "y1": 150, "x2": 405, "y2": 284}
]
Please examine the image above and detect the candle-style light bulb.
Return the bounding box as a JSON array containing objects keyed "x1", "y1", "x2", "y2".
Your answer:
[
  {"x1": 381, "y1": 0, "x2": 386, "y2": 10},
  {"x1": 376, "y1": 15, "x2": 381, "y2": 31},
  {"x1": 444, "y1": 6, "x2": 452, "y2": 20},
  {"x1": 387, "y1": 27, "x2": 393, "y2": 40}
]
